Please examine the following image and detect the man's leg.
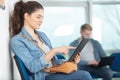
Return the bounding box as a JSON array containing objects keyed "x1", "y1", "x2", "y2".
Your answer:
[
  {"x1": 45, "y1": 70, "x2": 92, "y2": 80},
  {"x1": 91, "y1": 67, "x2": 113, "y2": 80},
  {"x1": 79, "y1": 66, "x2": 113, "y2": 80}
]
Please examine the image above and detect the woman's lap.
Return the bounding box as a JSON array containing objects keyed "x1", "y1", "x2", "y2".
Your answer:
[{"x1": 45, "y1": 70, "x2": 92, "y2": 80}]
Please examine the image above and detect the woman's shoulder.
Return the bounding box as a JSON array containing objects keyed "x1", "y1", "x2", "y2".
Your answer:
[
  {"x1": 11, "y1": 33, "x2": 24, "y2": 40},
  {"x1": 10, "y1": 34, "x2": 26, "y2": 45}
]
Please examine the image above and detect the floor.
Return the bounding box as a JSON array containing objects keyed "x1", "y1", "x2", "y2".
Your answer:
[{"x1": 94, "y1": 78, "x2": 120, "y2": 80}]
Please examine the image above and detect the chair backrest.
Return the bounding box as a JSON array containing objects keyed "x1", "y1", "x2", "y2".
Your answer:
[
  {"x1": 110, "y1": 52, "x2": 120, "y2": 72},
  {"x1": 14, "y1": 55, "x2": 29, "y2": 80},
  {"x1": 14, "y1": 54, "x2": 65, "y2": 80},
  {"x1": 56, "y1": 54, "x2": 65, "y2": 59}
]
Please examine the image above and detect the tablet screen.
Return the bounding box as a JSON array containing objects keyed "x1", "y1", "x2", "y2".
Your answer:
[{"x1": 68, "y1": 38, "x2": 90, "y2": 62}]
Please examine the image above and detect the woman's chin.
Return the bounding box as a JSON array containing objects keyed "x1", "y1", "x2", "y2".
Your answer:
[
  {"x1": 35, "y1": 27, "x2": 40, "y2": 30},
  {"x1": 35, "y1": 26, "x2": 41, "y2": 29}
]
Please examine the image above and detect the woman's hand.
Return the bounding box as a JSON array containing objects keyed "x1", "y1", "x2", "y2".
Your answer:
[
  {"x1": 52, "y1": 46, "x2": 76, "y2": 55},
  {"x1": 74, "y1": 54, "x2": 80, "y2": 63},
  {"x1": 45, "y1": 46, "x2": 75, "y2": 63}
]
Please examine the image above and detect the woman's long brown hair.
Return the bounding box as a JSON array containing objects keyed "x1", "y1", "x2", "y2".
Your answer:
[{"x1": 9, "y1": 0, "x2": 43, "y2": 37}]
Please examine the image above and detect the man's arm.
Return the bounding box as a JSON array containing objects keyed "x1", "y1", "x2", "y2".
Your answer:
[{"x1": 95, "y1": 40, "x2": 106, "y2": 57}]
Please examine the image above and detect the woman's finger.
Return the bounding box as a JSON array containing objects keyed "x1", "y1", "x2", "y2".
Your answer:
[{"x1": 66, "y1": 46, "x2": 76, "y2": 49}]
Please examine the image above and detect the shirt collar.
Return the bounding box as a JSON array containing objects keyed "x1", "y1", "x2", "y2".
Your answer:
[{"x1": 20, "y1": 27, "x2": 37, "y2": 42}]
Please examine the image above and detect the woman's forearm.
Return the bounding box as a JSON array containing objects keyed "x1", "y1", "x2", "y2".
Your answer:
[
  {"x1": 44, "y1": 46, "x2": 75, "y2": 62},
  {"x1": 45, "y1": 49, "x2": 56, "y2": 63}
]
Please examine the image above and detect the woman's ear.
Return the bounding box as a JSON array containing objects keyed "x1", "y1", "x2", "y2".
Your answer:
[{"x1": 24, "y1": 13, "x2": 30, "y2": 20}]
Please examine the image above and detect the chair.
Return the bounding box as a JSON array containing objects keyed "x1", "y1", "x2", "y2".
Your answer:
[
  {"x1": 14, "y1": 55, "x2": 29, "y2": 80},
  {"x1": 56, "y1": 54, "x2": 65, "y2": 59},
  {"x1": 92, "y1": 52, "x2": 120, "y2": 79},
  {"x1": 14, "y1": 54, "x2": 65, "y2": 80},
  {"x1": 110, "y1": 52, "x2": 120, "y2": 78}
]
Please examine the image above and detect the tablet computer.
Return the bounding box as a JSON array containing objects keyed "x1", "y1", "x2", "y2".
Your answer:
[
  {"x1": 97, "y1": 56, "x2": 115, "y2": 68},
  {"x1": 68, "y1": 38, "x2": 90, "y2": 62},
  {"x1": 91, "y1": 56, "x2": 115, "y2": 68}
]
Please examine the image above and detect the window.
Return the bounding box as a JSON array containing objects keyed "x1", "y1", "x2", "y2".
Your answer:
[
  {"x1": 39, "y1": 7, "x2": 86, "y2": 48},
  {"x1": 93, "y1": 0, "x2": 120, "y2": 1},
  {"x1": 37, "y1": 0, "x2": 120, "y2": 53},
  {"x1": 92, "y1": 5, "x2": 120, "y2": 50}
]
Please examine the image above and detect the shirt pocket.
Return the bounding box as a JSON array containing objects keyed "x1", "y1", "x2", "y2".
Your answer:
[{"x1": 30, "y1": 50, "x2": 42, "y2": 58}]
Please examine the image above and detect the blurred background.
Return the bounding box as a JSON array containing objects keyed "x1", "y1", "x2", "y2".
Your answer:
[{"x1": 0, "y1": 0, "x2": 120, "y2": 80}]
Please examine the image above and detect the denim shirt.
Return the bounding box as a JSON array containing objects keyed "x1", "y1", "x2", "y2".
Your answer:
[
  {"x1": 10, "y1": 27, "x2": 64, "y2": 80},
  {"x1": 69, "y1": 38, "x2": 106, "y2": 66}
]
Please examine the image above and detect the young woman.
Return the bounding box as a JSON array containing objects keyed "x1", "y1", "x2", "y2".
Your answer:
[{"x1": 10, "y1": 1, "x2": 92, "y2": 80}]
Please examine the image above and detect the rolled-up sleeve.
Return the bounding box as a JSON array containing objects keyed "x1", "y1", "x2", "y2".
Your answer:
[
  {"x1": 10, "y1": 38, "x2": 49, "y2": 73},
  {"x1": 39, "y1": 55, "x2": 48, "y2": 66}
]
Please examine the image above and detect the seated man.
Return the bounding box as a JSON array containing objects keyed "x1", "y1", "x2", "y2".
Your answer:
[{"x1": 69, "y1": 23, "x2": 113, "y2": 80}]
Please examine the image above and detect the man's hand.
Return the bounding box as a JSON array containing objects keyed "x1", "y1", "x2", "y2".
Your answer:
[{"x1": 88, "y1": 60, "x2": 99, "y2": 66}]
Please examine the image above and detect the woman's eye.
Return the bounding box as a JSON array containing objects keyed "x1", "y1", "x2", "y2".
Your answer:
[{"x1": 37, "y1": 17, "x2": 40, "y2": 18}]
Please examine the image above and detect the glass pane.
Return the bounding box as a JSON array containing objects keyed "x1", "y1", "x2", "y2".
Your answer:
[
  {"x1": 92, "y1": 5, "x2": 120, "y2": 51},
  {"x1": 41, "y1": 0, "x2": 88, "y2": 1},
  {"x1": 93, "y1": 0, "x2": 120, "y2": 1},
  {"x1": 39, "y1": 7, "x2": 86, "y2": 48}
]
